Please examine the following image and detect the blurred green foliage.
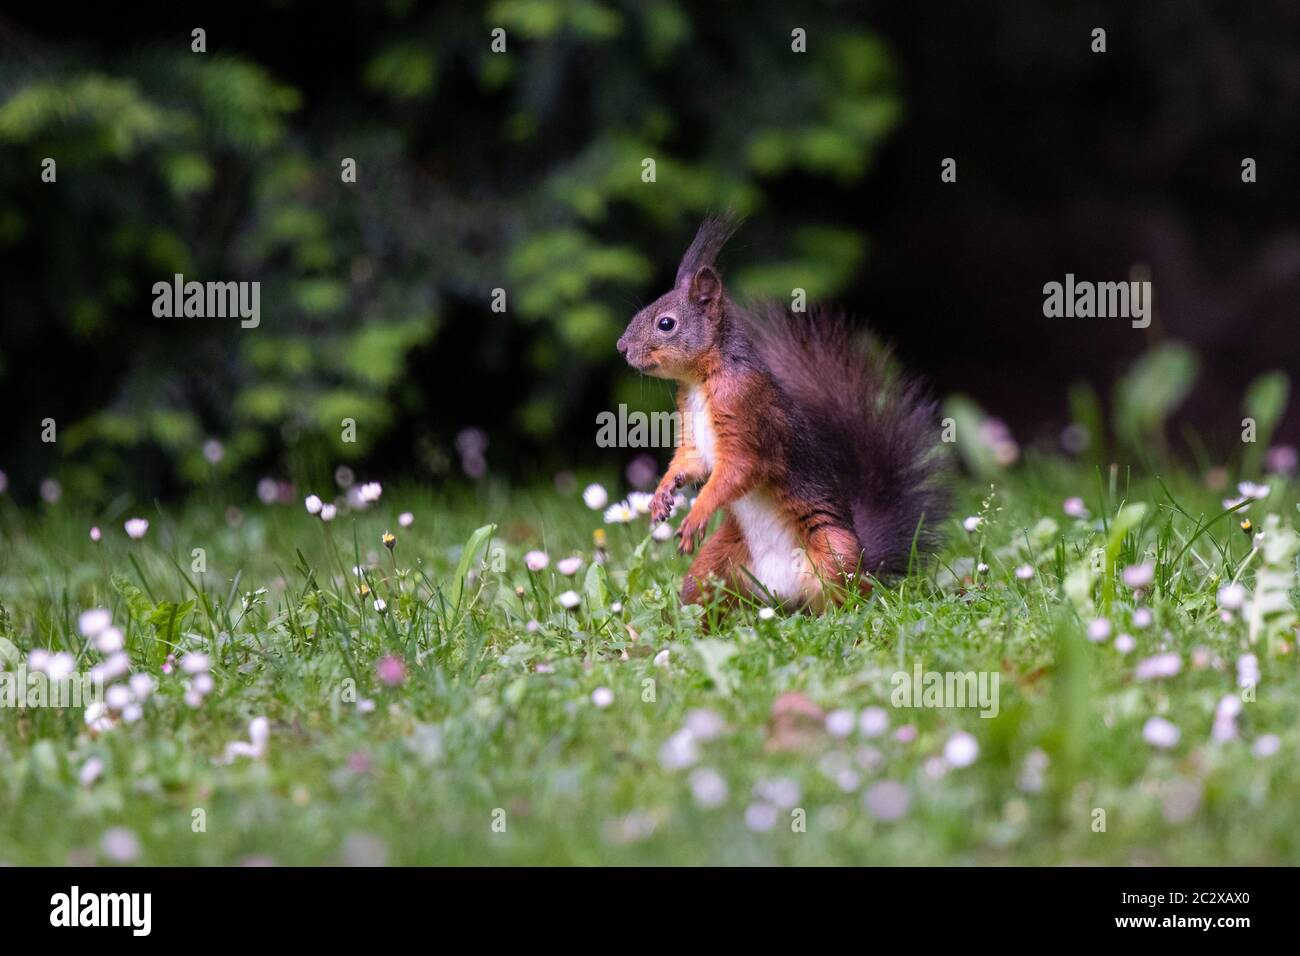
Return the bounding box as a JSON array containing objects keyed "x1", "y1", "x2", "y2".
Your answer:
[{"x1": 0, "y1": 1, "x2": 901, "y2": 498}]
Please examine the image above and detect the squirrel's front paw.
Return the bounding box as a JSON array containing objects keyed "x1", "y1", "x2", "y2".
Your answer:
[
  {"x1": 650, "y1": 473, "x2": 685, "y2": 524},
  {"x1": 650, "y1": 488, "x2": 676, "y2": 524},
  {"x1": 676, "y1": 518, "x2": 705, "y2": 555}
]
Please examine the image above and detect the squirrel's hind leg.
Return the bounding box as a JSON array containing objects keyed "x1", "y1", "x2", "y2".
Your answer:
[
  {"x1": 680, "y1": 514, "x2": 753, "y2": 607},
  {"x1": 802, "y1": 523, "x2": 874, "y2": 608}
]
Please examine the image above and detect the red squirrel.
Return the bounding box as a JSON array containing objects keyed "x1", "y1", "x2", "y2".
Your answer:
[{"x1": 616, "y1": 217, "x2": 948, "y2": 609}]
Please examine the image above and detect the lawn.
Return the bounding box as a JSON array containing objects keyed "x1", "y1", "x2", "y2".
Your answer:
[{"x1": 0, "y1": 459, "x2": 1297, "y2": 865}]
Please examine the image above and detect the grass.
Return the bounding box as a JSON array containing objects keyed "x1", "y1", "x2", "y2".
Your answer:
[{"x1": 0, "y1": 456, "x2": 1297, "y2": 865}]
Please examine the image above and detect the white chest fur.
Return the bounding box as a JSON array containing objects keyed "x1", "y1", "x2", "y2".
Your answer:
[
  {"x1": 684, "y1": 387, "x2": 717, "y2": 470},
  {"x1": 731, "y1": 490, "x2": 808, "y2": 601},
  {"x1": 683, "y1": 387, "x2": 813, "y2": 602}
]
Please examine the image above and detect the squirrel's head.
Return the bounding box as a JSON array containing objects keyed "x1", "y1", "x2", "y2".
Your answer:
[{"x1": 617, "y1": 216, "x2": 739, "y2": 381}]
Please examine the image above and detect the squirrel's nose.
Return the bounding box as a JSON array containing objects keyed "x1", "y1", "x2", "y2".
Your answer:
[{"x1": 616, "y1": 335, "x2": 628, "y2": 355}]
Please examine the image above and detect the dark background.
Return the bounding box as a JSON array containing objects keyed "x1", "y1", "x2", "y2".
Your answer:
[{"x1": 1, "y1": 0, "x2": 1296, "y2": 501}]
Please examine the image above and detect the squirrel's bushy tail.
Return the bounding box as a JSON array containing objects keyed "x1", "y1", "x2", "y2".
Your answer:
[{"x1": 746, "y1": 304, "x2": 949, "y2": 578}]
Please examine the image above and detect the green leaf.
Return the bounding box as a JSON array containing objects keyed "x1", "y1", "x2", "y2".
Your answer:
[
  {"x1": 1242, "y1": 370, "x2": 1290, "y2": 476},
  {"x1": 693, "y1": 639, "x2": 739, "y2": 696},
  {"x1": 583, "y1": 562, "x2": 608, "y2": 614},
  {"x1": 111, "y1": 573, "x2": 153, "y2": 626},
  {"x1": 1113, "y1": 343, "x2": 1200, "y2": 460},
  {"x1": 453, "y1": 525, "x2": 497, "y2": 607}
]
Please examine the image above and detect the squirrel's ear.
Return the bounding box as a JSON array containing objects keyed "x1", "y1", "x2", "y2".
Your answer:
[{"x1": 689, "y1": 265, "x2": 723, "y2": 314}]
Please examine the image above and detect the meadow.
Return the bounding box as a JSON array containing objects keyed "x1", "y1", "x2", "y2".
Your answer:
[{"x1": 1, "y1": 453, "x2": 1297, "y2": 866}]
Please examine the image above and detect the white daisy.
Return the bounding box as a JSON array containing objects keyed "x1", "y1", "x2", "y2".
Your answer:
[
  {"x1": 689, "y1": 768, "x2": 728, "y2": 808},
  {"x1": 825, "y1": 709, "x2": 855, "y2": 738},
  {"x1": 1087, "y1": 618, "x2": 1111, "y2": 642},
  {"x1": 859, "y1": 706, "x2": 889, "y2": 737},
  {"x1": 658, "y1": 728, "x2": 699, "y2": 769},
  {"x1": 1143, "y1": 716, "x2": 1180, "y2": 748},
  {"x1": 603, "y1": 501, "x2": 636, "y2": 524},
  {"x1": 46, "y1": 652, "x2": 76, "y2": 682},
  {"x1": 1217, "y1": 583, "x2": 1246, "y2": 611},
  {"x1": 78, "y1": 609, "x2": 112, "y2": 638},
  {"x1": 943, "y1": 731, "x2": 979, "y2": 767},
  {"x1": 1063, "y1": 497, "x2": 1089, "y2": 519},
  {"x1": 582, "y1": 483, "x2": 608, "y2": 510},
  {"x1": 1238, "y1": 481, "x2": 1270, "y2": 500},
  {"x1": 94, "y1": 627, "x2": 124, "y2": 654},
  {"x1": 181, "y1": 652, "x2": 210, "y2": 674}
]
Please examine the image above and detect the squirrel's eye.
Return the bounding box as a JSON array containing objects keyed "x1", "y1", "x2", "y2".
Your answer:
[{"x1": 656, "y1": 315, "x2": 677, "y2": 332}]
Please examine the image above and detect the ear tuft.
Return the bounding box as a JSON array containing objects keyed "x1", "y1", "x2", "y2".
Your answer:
[{"x1": 675, "y1": 214, "x2": 742, "y2": 288}]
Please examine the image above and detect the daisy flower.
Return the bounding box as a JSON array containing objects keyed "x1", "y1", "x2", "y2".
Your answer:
[
  {"x1": 1063, "y1": 497, "x2": 1089, "y2": 519},
  {"x1": 1135, "y1": 652, "x2": 1181, "y2": 681},
  {"x1": 582, "y1": 484, "x2": 608, "y2": 510},
  {"x1": 603, "y1": 501, "x2": 636, "y2": 524},
  {"x1": 1217, "y1": 583, "x2": 1246, "y2": 611},
  {"x1": 1143, "y1": 716, "x2": 1180, "y2": 748},
  {"x1": 94, "y1": 627, "x2": 124, "y2": 654},
  {"x1": 78, "y1": 609, "x2": 112, "y2": 638},
  {"x1": 863, "y1": 781, "x2": 911, "y2": 821},
  {"x1": 943, "y1": 731, "x2": 979, "y2": 767},
  {"x1": 1122, "y1": 563, "x2": 1154, "y2": 588},
  {"x1": 825, "y1": 709, "x2": 855, "y2": 738},
  {"x1": 1237, "y1": 481, "x2": 1270, "y2": 500},
  {"x1": 658, "y1": 729, "x2": 699, "y2": 769},
  {"x1": 689, "y1": 768, "x2": 728, "y2": 808}
]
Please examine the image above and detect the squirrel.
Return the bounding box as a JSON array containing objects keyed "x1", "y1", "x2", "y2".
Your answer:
[{"x1": 616, "y1": 216, "x2": 948, "y2": 610}]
